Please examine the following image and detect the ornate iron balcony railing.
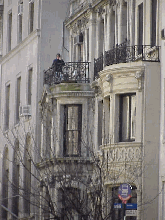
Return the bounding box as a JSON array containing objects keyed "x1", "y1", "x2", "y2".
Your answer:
[
  {"x1": 44, "y1": 62, "x2": 90, "y2": 86},
  {"x1": 94, "y1": 44, "x2": 160, "y2": 80}
]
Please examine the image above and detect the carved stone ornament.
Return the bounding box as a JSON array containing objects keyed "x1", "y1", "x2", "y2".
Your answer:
[
  {"x1": 97, "y1": 6, "x2": 105, "y2": 16},
  {"x1": 135, "y1": 70, "x2": 144, "y2": 90},
  {"x1": 106, "y1": 73, "x2": 113, "y2": 82},
  {"x1": 72, "y1": 16, "x2": 89, "y2": 33}
]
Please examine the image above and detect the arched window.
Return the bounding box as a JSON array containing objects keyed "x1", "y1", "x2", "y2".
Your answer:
[
  {"x1": 12, "y1": 139, "x2": 20, "y2": 218},
  {"x1": 23, "y1": 134, "x2": 31, "y2": 215},
  {"x1": 1, "y1": 146, "x2": 9, "y2": 220}
]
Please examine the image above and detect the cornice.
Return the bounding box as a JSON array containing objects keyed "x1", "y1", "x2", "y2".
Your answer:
[
  {"x1": 51, "y1": 91, "x2": 95, "y2": 98},
  {"x1": 0, "y1": 29, "x2": 40, "y2": 65}
]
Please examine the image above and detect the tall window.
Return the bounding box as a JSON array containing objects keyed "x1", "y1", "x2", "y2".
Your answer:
[
  {"x1": 29, "y1": 0, "x2": 34, "y2": 34},
  {"x1": 8, "y1": 11, "x2": 12, "y2": 52},
  {"x1": 5, "y1": 84, "x2": 10, "y2": 130},
  {"x1": 98, "y1": 100, "x2": 103, "y2": 146},
  {"x1": 12, "y1": 140, "x2": 19, "y2": 218},
  {"x1": 63, "y1": 105, "x2": 82, "y2": 156},
  {"x1": 138, "y1": 3, "x2": 143, "y2": 54},
  {"x1": 119, "y1": 94, "x2": 136, "y2": 142},
  {"x1": 18, "y1": 1, "x2": 23, "y2": 43},
  {"x1": 23, "y1": 135, "x2": 31, "y2": 215},
  {"x1": 151, "y1": 0, "x2": 157, "y2": 46},
  {"x1": 16, "y1": 77, "x2": 21, "y2": 123},
  {"x1": 1, "y1": 146, "x2": 9, "y2": 220},
  {"x1": 28, "y1": 69, "x2": 32, "y2": 105}
]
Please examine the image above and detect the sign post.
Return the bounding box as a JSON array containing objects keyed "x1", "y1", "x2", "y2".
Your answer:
[{"x1": 118, "y1": 183, "x2": 132, "y2": 220}]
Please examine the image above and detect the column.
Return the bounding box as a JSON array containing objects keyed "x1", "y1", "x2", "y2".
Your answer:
[
  {"x1": 69, "y1": 29, "x2": 73, "y2": 62},
  {"x1": 114, "y1": 5, "x2": 118, "y2": 46},
  {"x1": 104, "y1": 13, "x2": 107, "y2": 51},
  {"x1": 84, "y1": 28, "x2": 88, "y2": 61},
  {"x1": 89, "y1": 12, "x2": 96, "y2": 80},
  {"x1": 129, "y1": 0, "x2": 135, "y2": 46},
  {"x1": 107, "y1": 6, "x2": 114, "y2": 50},
  {"x1": 95, "y1": 15, "x2": 101, "y2": 58},
  {"x1": 118, "y1": 2, "x2": 123, "y2": 44},
  {"x1": 118, "y1": 0, "x2": 127, "y2": 45}
]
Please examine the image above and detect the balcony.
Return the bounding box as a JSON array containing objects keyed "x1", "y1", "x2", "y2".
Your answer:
[
  {"x1": 94, "y1": 44, "x2": 160, "y2": 80},
  {"x1": 44, "y1": 62, "x2": 90, "y2": 86}
]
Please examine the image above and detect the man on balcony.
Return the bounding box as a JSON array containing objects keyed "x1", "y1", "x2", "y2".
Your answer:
[{"x1": 52, "y1": 53, "x2": 65, "y2": 82}]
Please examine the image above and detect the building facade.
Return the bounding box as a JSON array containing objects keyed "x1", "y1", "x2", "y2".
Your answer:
[{"x1": 0, "y1": 0, "x2": 164, "y2": 219}]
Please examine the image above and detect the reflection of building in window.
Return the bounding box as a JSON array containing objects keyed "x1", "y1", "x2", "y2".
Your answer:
[
  {"x1": 12, "y1": 139, "x2": 20, "y2": 218},
  {"x1": 29, "y1": 0, "x2": 34, "y2": 34},
  {"x1": 8, "y1": 11, "x2": 12, "y2": 52},
  {"x1": 119, "y1": 94, "x2": 136, "y2": 142},
  {"x1": 23, "y1": 134, "x2": 31, "y2": 215},
  {"x1": 63, "y1": 105, "x2": 82, "y2": 156},
  {"x1": 5, "y1": 84, "x2": 10, "y2": 130},
  {"x1": 18, "y1": 1, "x2": 23, "y2": 43},
  {"x1": 1, "y1": 146, "x2": 9, "y2": 220},
  {"x1": 16, "y1": 77, "x2": 21, "y2": 124},
  {"x1": 98, "y1": 100, "x2": 103, "y2": 147}
]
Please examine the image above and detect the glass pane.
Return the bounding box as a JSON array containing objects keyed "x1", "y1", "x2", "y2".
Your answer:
[
  {"x1": 67, "y1": 106, "x2": 78, "y2": 130},
  {"x1": 130, "y1": 95, "x2": 136, "y2": 139},
  {"x1": 66, "y1": 131, "x2": 79, "y2": 155},
  {"x1": 122, "y1": 96, "x2": 130, "y2": 141}
]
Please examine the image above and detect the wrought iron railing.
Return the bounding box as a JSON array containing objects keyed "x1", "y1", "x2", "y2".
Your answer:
[
  {"x1": 44, "y1": 62, "x2": 90, "y2": 86},
  {"x1": 94, "y1": 53, "x2": 103, "y2": 80},
  {"x1": 94, "y1": 44, "x2": 160, "y2": 80}
]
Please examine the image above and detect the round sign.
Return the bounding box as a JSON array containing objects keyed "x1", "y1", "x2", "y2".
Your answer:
[{"x1": 118, "y1": 183, "x2": 132, "y2": 204}]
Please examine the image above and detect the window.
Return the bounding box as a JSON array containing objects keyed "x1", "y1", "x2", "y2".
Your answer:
[
  {"x1": 98, "y1": 100, "x2": 103, "y2": 146},
  {"x1": 138, "y1": 3, "x2": 143, "y2": 54},
  {"x1": 28, "y1": 68, "x2": 32, "y2": 105},
  {"x1": 8, "y1": 11, "x2": 12, "y2": 52},
  {"x1": 1, "y1": 146, "x2": 9, "y2": 219},
  {"x1": 23, "y1": 135, "x2": 31, "y2": 215},
  {"x1": 151, "y1": 0, "x2": 157, "y2": 46},
  {"x1": 63, "y1": 105, "x2": 82, "y2": 156},
  {"x1": 18, "y1": 1, "x2": 23, "y2": 43},
  {"x1": 5, "y1": 84, "x2": 10, "y2": 130},
  {"x1": 16, "y1": 77, "x2": 21, "y2": 123},
  {"x1": 29, "y1": 0, "x2": 34, "y2": 33},
  {"x1": 12, "y1": 140, "x2": 19, "y2": 218},
  {"x1": 119, "y1": 94, "x2": 136, "y2": 142}
]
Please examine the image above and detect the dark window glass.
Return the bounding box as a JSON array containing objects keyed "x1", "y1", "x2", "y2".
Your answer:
[{"x1": 138, "y1": 3, "x2": 143, "y2": 54}]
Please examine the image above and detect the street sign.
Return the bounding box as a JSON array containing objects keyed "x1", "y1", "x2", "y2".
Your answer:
[
  {"x1": 125, "y1": 210, "x2": 137, "y2": 216},
  {"x1": 126, "y1": 203, "x2": 137, "y2": 210},
  {"x1": 118, "y1": 183, "x2": 132, "y2": 204},
  {"x1": 114, "y1": 203, "x2": 123, "y2": 209}
]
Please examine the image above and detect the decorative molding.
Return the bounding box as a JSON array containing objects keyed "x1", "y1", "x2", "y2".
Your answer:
[
  {"x1": 52, "y1": 91, "x2": 94, "y2": 98},
  {"x1": 135, "y1": 70, "x2": 144, "y2": 90}
]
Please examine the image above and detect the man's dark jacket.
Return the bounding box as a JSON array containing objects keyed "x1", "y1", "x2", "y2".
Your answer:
[{"x1": 52, "y1": 59, "x2": 65, "y2": 72}]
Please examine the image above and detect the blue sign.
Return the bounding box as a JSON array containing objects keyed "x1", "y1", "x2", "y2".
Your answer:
[
  {"x1": 118, "y1": 183, "x2": 132, "y2": 203},
  {"x1": 114, "y1": 203, "x2": 123, "y2": 209},
  {"x1": 126, "y1": 203, "x2": 137, "y2": 210}
]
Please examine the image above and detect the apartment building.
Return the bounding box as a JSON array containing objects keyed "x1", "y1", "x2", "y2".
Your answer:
[{"x1": 0, "y1": 0, "x2": 164, "y2": 219}]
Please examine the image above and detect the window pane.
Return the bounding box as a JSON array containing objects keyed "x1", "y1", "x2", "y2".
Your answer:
[
  {"x1": 67, "y1": 106, "x2": 78, "y2": 130},
  {"x1": 130, "y1": 95, "x2": 136, "y2": 139},
  {"x1": 122, "y1": 96, "x2": 130, "y2": 141}
]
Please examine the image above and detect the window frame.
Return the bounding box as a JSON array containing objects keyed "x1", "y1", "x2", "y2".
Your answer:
[
  {"x1": 63, "y1": 104, "x2": 82, "y2": 157},
  {"x1": 119, "y1": 93, "x2": 136, "y2": 142}
]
